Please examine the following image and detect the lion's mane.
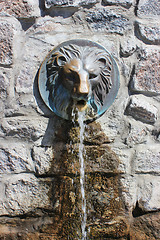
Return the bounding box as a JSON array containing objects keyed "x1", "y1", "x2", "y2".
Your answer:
[{"x1": 46, "y1": 43, "x2": 113, "y2": 119}]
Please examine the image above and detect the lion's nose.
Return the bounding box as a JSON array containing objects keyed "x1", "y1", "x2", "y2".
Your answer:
[{"x1": 77, "y1": 71, "x2": 89, "y2": 95}]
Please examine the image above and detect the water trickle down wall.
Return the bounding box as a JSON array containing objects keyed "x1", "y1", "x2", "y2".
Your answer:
[{"x1": 0, "y1": 0, "x2": 160, "y2": 239}]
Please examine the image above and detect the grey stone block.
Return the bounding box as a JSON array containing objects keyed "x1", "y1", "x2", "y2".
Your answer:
[
  {"x1": 0, "y1": 0, "x2": 40, "y2": 18},
  {"x1": 137, "y1": 0, "x2": 160, "y2": 18},
  {"x1": 102, "y1": 0, "x2": 133, "y2": 8},
  {"x1": 32, "y1": 146, "x2": 52, "y2": 175},
  {"x1": 137, "y1": 175, "x2": 160, "y2": 211},
  {"x1": 125, "y1": 95, "x2": 158, "y2": 124},
  {"x1": 120, "y1": 36, "x2": 137, "y2": 57},
  {"x1": 134, "y1": 145, "x2": 160, "y2": 173},
  {"x1": 0, "y1": 174, "x2": 52, "y2": 216},
  {"x1": 45, "y1": 0, "x2": 98, "y2": 8},
  {"x1": 0, "y1": 21, "x2": 13, "y2": 65},
  {"x1": 0, "y1": 143, "x2": 34, "y2": 174},
  {"x1": 136, "y1": 22, "x2": 160, "y2": 45},
  {"x1": 0, "y1": 117, "x2": 48, "y2": 141},
  {"x1": 131, "y1": 49, "x2": 160, "y2": 95},
  {"x1": 86, "y1": 9, "x2": 130, "y2": 35}
]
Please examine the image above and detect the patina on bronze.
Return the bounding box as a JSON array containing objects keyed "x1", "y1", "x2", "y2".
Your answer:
[{"x1": 38, "y1": 39, "x2": 119, "y2": 120}]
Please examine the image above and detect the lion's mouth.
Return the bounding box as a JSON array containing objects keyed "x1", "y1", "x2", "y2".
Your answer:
[{"x1": 76, "y1": 100, "x2": 87, "y2": 111}]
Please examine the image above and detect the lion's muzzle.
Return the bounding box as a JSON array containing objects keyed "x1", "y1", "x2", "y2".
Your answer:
[{"x1": 62, "y1": 59, "x2": 90, "y2": 111}]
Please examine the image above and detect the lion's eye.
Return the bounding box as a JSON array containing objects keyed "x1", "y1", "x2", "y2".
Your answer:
[{"x1": 89, "y1": 73, "x2": 97, "y2": 79}]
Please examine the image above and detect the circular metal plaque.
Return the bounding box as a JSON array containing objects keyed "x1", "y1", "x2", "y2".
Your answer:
[{"x1": 38, "y1": 39, "x2": 119, "y2": 121}]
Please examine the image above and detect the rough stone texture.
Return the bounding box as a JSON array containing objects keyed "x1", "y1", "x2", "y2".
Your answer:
[
  {"x1": 137, "y1": 175, "x2": 160, "y2": 211},
  {"x1": 0, "y1": 72, "x2": 9, "y2": 100},
  {"x1": 32, "y1": 123, "x2": 120, "y2": 176},
  {"x1": 0, "y1": 117, "x2": 48, "y2": 141},
  {"x1": 45, "y1": 0, "x2": 99, "y2": 8},
  {"x1": 102, "y1": 0, "x2": 133, "y2": 8},
  {"x1": 15, "y1": 63, "x2": 37, "y2": 94},
  {"x1": 125, "y1": 123, "x2": 147, "y2": 147},
  {"x1": 120, "y1": 175, "x2": 137, "y2": 210},
  {"x1": 130, "y1": 212, "x2": 160, "y2": 240},
  {"x1": 134, "y1": 145, "x2": 160, "y2": 174},
  {"x1": 130, "y1": 50, "x2": 160, "y2": 95},
  {"x1": 136, "y1": 22, "x2": 160, "y2": 45},
  {"x1": 137, "y1": 0, "x2": 160, "y2": 19},
  {"x1": 32, "y1": 146, "x2": 52, "y2": 175},
  {"x1": 0, "y1": 174, "x2": 52, "y2": 216},
  {"x1": 0, "y1": 0, "x2": 40, "y2": 18},
  {"x1": 0, "y1": 142, "x2": 34, "y2": 174},
  {"x1": 86, "y1": 9, "x2": 130, "y2": 35},
  {"x1": 120, "y1": 36, "x2": 137, "y2": 57},
  {"x1": 125, "y1": 95, "x2": 158, "y2": 124},
  {"x1": 0, "y1": 21, "x2": 13, "y2": 65}
]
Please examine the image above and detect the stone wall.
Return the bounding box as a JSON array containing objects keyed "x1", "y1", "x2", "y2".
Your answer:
[{"x1": 0, "y1": 0, "x2": 160, "y2": 239}]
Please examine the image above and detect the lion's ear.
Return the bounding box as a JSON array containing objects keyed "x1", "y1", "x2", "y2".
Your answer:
[
  {"x1": 98, "y1": 57, "x2": 107, "y2": 68},
  {"x1": 56, "y1": 55, "x2": 67, "y2": 67}
]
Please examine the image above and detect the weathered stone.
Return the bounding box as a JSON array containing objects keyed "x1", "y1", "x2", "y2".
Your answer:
[
  {"x1": 0, "y1": 117, "x2": 48, "y2": 141},
  {"x1": 33, "y1": 122, "x2": 119, "y2": 175},
  {"x1": 137, "y1": 175, "x2": 160, "y2": 211},
  {"x1": 85, "y1": 122, "x2": 111, "y2": 145},
  {"x1": 136, "y1": 22, "x2": 160, "y2": 45},
  {"x1": 49, "y1": 174, "x2": 127, "y2": 239},
  {"x1": 120, "y1": 175, "x2": 137, "y2": 210},
  {"x1": 0, "y1": 69, "x2": 21, "y2": 118},
  {"x1": 130, "y1": 212, "x2": 160, "y2": 240},
  {"x1": 120, "y1": 36, "x2": 137, "y2": 57},
  {"x1": 125, "y1": 95, "x2": 158, "y2": 124},
  {"x1": 134, "y1": 145, "x2": 160, "y2": 173},
  {"x1": 0, "y1": 143, "x2": 34, "y2": 174},
  {"x1": 102, "y1": 0, "x2": 133, "y2": 8},
  {"x1": 125, "y1": 124, "x2": 147, "y2": 147},
  {"x1": 0, "y1": 174, "x2": 52, "y2": 216},
  {"x1": 0, "y1": 173, "x2": 125, "y2": 239},
  {"x1": 32, "y1": 141, "x2": 119, "y2": 175},
  {"x1": 137, "y1": 0, "x2": 160, "y2": 18},
  {"x1": 86, "y1": 9, "x2": 130, "y2": 35},
  {"x1": 131, "y1": 50, "x2": 160, "y2": 95},
  {"x1": 0, "y1": 0, "x2": 40, "y2": 18},
  {"x1": 118, "y1": 175, "x2": 160, "y2": 213},
  {"x1": 89, "y1": 217, "x2": 129, "y2": 239},
  {"x1": 0, "y1": 217, "x2": 54, "y2": 238},
  {"x1": 152, "y1": 126, "x2": 160, "y2": 142},
  {"x1": 112, "y1": 146, "x2": 134, "y2": 173},
  {"x1": 0, "y1": 142, "x2": 34, "y2": 174},
  {"x1": 32, "y1": 146, "x2": 53, "y2": 175},
  {"x1": 0, "y1": 72, "x2": 9, "y2": 99},
  {"x1": 0, "y1": 21, "x2": 13, "y2": 65},
  {"x1": 15, "y1": 63, "x2": 37, "y2": 94},
  {"x1": 45, "y1": 0, "x2": 98, "y2": 8}
]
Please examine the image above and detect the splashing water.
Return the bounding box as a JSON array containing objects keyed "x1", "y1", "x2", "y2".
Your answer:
[{"x1": 78, "y1": 110, "x2": 87, "y2": 240}]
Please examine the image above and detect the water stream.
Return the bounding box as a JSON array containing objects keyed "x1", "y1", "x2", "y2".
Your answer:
[{"x1": 78, "y1": 111, "x2": 87, "y2": 240}]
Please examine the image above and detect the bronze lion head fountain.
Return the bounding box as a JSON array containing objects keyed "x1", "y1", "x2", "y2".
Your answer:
[{"x1": 38, "y1": 40, "x2": 119, "y2": 121}]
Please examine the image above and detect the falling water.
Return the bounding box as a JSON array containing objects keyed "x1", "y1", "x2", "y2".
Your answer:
[{"x1": 78, "y1": 110, "x2": 87, "y2": 240}]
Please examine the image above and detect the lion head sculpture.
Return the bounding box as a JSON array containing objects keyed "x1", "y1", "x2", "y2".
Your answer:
[{"x1": 38, "y1": 40, "x2": 119, "y2": 120}]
